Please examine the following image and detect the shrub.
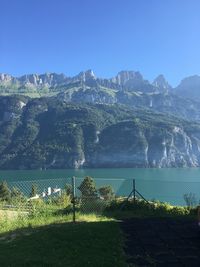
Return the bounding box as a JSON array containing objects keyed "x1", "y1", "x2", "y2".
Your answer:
[
  {"x1": 78, "y1": 176, "x2": 97, "y2": 197},
  {"x1": 98, "y1": 185, "x2": 114, "y2": 201},
  {"x1": 0, "y1": 181, "x2": 11, "y2": 202}
]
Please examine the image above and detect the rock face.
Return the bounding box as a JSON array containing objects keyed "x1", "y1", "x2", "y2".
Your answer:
[
  {"x1": 1, "y1": 95, "x2": 200, "y2": 169},
  {"x1": 153, "y1": 74, "x2": 172, "y2": 93},
  {"x1": 0, "y1": 69, "x2": 169, "y2": 93},
  {"x1": 175, "y1": 75, "x2": 200, "y2": 101},
  {"x1": 2, "y1": 70, "x2": 200, "y2": 118},
  {"x1": 58, "y1": 87, "x2": 200, "y2": 122},
  {"x1": 18, "y1": 73, "x2": 69, "y2": 87},
  {"x1": 90, "y1": 122, "x2": 200, "y2": 168},
  {"x1": 0, "y1": 73, "x2": 13, "y2": 82},
  {"x1": 3, "y1": 69, "x2": 200, "y2": 122},
  {"x1": 110, "y1": 71, "x2": 155, "y2": 92}
]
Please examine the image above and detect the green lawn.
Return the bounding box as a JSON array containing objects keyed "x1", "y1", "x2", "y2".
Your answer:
[
  {"x1": 0, "y1": 198, "x2": 196, "y2": 267},
  {"x1": 0, "y1": 220, "x2": 125, "y2": 267}
]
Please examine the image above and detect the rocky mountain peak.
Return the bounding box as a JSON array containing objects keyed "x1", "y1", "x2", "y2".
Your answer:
[
  {"x1": 111, "y1": 70, "x2": 143, "y2": 86},
  {"x1": 110, "y1": 70, "x2": 155, "y2": 92},
  {"x1": 175, "y1": 75, "x2": 200, "y2": 101},
  {"x1": 76, "y1": 69, "x2": 96, "y2": 82},
  {"x1": 153, "y1": 74, "x2": 171, "y2": 92},
  {"x1": 178, "y1": 75, "x2": 200, "y2": 87},
  {"x1": 0, "y1": 73, "x2": 13, "y2": 82}
]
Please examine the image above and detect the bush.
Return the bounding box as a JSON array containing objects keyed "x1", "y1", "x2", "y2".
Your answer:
[
  {"x1": 53, "y1": 192, "x2": 71, "y2": 207},
  {"x1": 169, "y1": 206, "x2": 189, "y2": 216},
  {"x1": 98, "y1": 185, "x2": 114, "y2": 201},
  {"x1": 0, "y1": 181, "x2": 11, "y2": 202},
  {"x1": 78, "y1": 176, "x2": 97, "y2": 197}
]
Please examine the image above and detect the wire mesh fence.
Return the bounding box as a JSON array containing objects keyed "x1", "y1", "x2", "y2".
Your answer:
[
  {"x1": 74, "y1": 177, "x2": 132, "y2": 214},
  {"x1": 0, "y1": 178, "x2": 73, "y2": 214},
  {"x1": 133, "y1": 179, "x2": 200, "y2": 206},
  {"x1": 1, "y1": 176, "x2": 200, "y2": 221}
]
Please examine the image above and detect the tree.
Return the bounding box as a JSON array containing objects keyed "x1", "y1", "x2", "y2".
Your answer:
[
  {"x1": 0, "y1": 181, "x2": 11, "y2": 202},
  {"x1": 30, "y1": 184, "x2": 38, "y2": 197},
  {"x1": 78, "y1": 176, "x2": 97, "y2": 197},
  {"x1": 99, "y1": 185, "x2": 114, "y2": 201}
]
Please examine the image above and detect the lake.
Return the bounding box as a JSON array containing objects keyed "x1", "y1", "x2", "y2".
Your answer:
[{"x1": 0, "y1": 168, "x2": 200, "y2": 206}]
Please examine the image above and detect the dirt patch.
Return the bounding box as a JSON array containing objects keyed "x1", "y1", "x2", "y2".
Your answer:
[{"x1": 121, "y1": 217, "x2": 200, "y2": 266}]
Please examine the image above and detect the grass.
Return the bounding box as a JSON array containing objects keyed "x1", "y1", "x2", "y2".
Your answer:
[
  {"x1": 0, "y1": 197, "x2": 124, "y2": 267},
  {"x1": 0, "y1": 221, "x2": 125, "y2": 267},
  {"x1": 0, "y1": 198, "x2": 198, "y2": 266},
  {"x1": 0, "y1": 210, "x2": 111, "y2": 235}
]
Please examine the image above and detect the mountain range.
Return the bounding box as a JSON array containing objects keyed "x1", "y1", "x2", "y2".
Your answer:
[
  {"x1": 1, "y1": 70, "x2": 200, "y2": 169},
  {"x1": 0, "y1": 69, "x2": 200, "y2": 99},
  {"x1": 1, "y1": 70, "x2": 200, "y2": 122}
]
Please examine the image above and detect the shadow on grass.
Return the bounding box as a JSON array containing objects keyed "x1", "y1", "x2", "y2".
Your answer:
[
  {"x1": 121, "y1": 216, "x2": 200, "y2": 266},
  {"x1": 0, "y1": 220, "x2": 125, "y2": 267}
]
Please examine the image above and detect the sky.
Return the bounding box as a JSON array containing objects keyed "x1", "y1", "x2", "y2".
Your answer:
[{"x1": 0, "y1": 0, "x2": 200, "y2": 86}]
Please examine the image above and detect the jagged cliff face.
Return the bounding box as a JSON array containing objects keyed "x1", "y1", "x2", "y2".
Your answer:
[
  {"x1": 1, "y1": 95, "x2": 200, "y2": 169},
  {"x1": 0, "y1": 69, "x2": 169, "y2": 93},
  {"x1": 153, "y1": 75, "x2": 172, "y2": 93},
  {"x1": 59, "y1": 88, "x2": 200, "y2": 121},
  {"x1": 1, "y1": 70, "x2": 200, "y2": 123},
  {"x1": 90, "y1": 122, "x2": 200, "y2": 168}
]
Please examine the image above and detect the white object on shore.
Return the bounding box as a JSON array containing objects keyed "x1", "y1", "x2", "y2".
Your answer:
[
  {"x1": 41, "y1": 191, "x2": 46, "y2": 197},
  {"x1": 52, "y1": 188, "x2": 61, "y2": 194},
  {"x1": 28, "y1": 194, "x2": 40, "y2": 201},
  {"x1": 47, "y1": 187, "x2": 52, "y2": 196}
]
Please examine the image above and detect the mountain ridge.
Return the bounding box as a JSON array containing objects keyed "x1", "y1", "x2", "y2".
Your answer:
[
  {"x1": 1, "y1": 69, "x2": 200, "y2": 100},
  {"x1": 1, "y1": 70, "x2": 200, "y2": 123},
  {"x1": 0, "y1": 69, "x2": 172, "y2": 92}
]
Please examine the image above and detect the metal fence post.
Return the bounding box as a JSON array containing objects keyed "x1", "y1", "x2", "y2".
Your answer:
[
  {"x1": 72, "y1": 176, "x2": 76, "y2": 223},
  {"x1": 133, "y1": 179, "x2": 136, "y2": 203}
]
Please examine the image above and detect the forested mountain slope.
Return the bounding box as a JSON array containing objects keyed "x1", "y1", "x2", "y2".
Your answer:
[{"x1": 1, "y1": 95, "x2": 200, "y2": 169}]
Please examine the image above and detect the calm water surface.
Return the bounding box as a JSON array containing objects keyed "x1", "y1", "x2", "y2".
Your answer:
[{"x1": 0, "y1": 168, "x2": 200, "y2": 206}]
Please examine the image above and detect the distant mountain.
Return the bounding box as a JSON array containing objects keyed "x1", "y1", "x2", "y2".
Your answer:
[
  {"x1": 0, "y1": 69, "x2": 170, "y2": 94},
  {"x1": 1, "y1": 70, "x2": 200, "y2": 122},
  {"x1": 1, "y1": 95, "x2": 200, "y2": 169},
  {"x1": 109, "y1": 70, "x2": 155, "y2": 92},
  {"x1": 175, "y1": 75, "x2": 200, "y2": 101},
  {"x1": 0, "y1": 72, "x2": 69, "y2": 87}
]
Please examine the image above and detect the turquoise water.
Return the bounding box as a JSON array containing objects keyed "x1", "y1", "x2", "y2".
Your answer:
[{"x1": 0, "y1": 168, "x2": 200, "y2": 205}]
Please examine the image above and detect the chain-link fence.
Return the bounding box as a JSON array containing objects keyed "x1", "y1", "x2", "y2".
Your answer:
[
  {"x1": 133, "y1": 179, "x2": 200, "y2": 206},
  {"x1": 73, "y1": 177, "x2": 133, "y2": 215},
  {"x1": 0, "y1": 178, "x2": 72, "y2": 214},
  {"x1": 1, "y1": 176, "x2": 200, "y2": 222}
]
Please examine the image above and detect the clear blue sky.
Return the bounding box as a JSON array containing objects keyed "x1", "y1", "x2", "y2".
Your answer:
[{"x1": 1, "y1": 0, "x2": 200, "y2": 86}]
